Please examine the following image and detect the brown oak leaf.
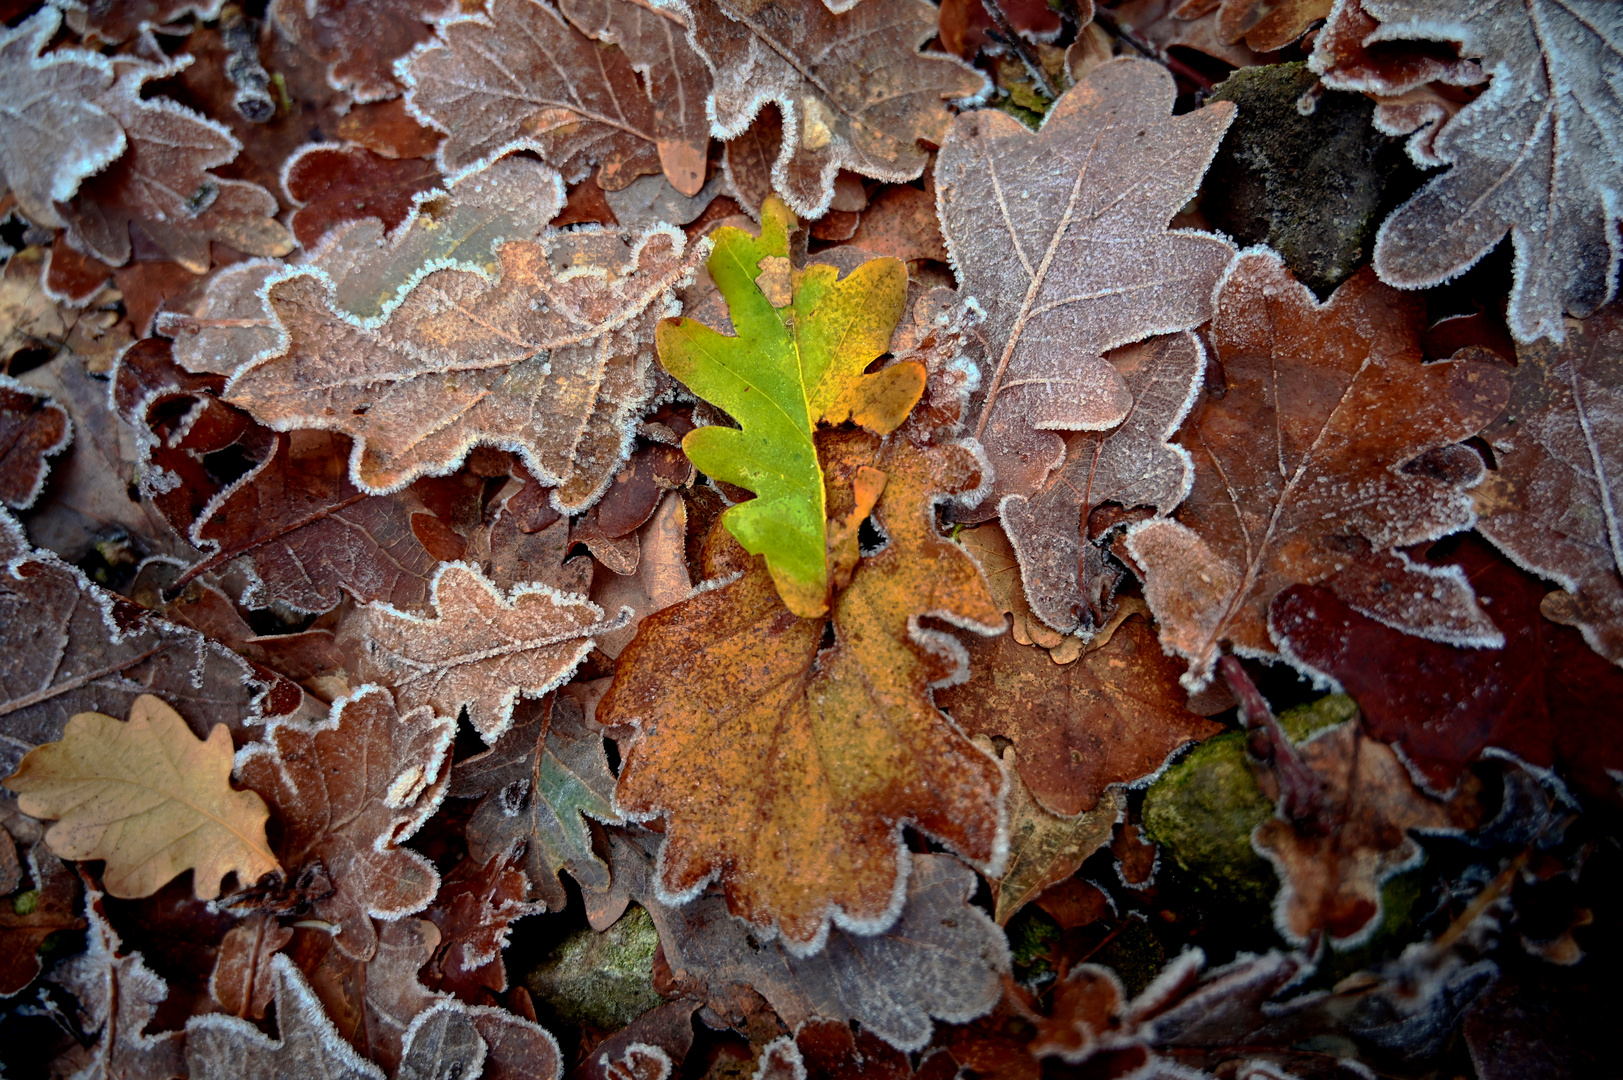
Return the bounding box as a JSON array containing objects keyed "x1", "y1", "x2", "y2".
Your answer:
[
  {"x1": 402, "y1": 0, "x2": 670, "y2": 189},
  {"x1": 210, "y1": 913, "x2": 294, "y2": 1020},
  {"x1": 62, "y1": 56, "x2": 293, "y2": 273},
  {"x1": 935, "y1": 59, "x2": 1236, "y2": 513},
  {"x1": 0, "y1": 375, "x2": 71, "y2": 510},
  {"x1": 49, "y1": 891, "x2": 186, "y2": 1080},
  {"x1": 113, "y1": 340, "x2": 439, "y2": 615},
  {"x1": 1253, "y1": 717, "x2": 1477, "y2": 948},
  {"x1": 1270, "y1": 535, "x2": 1623, "y2": 801},
  {"x1": 600, "y1": 430, "x2": 1006, "y2": 952},
  {"x1": 422, "y1": 853, "x2": 538, "y2": 1002},
  {"x1": 360, "y1": 562, "x2": 616, "y2": 742},
  {"x1": 677, "y1": 0, "x2": 989, "y2": 217},
  {"x1": 1, "y1": 514, "x2": 288, "y2": 777},
  {"x1": 160, "y1": 157, "x2": 563, "y2": 377},
  {"x1": 612, "y1": 832, "x2": 1009, "y2": 1051},
  {"x1": 270, "y1": 0, "x2": 456, "y2": 104},
  {"x1": 557, "y1": 0, "x2": 714, "y2": 196},
  {"x1": 1126, "y1": 251, "x2": 1509, "y2": 687},
  {"x1": 237, "y1": 687, "x2": 453, "y2": 960},
  {"x1": 1096, "y1": 0, "x2": 1260, "y2": 71},
  {"x1": 283, "y1": 144, "x2": 443, "y2": 250},
  {"x1": 1475, "y1": 301, "x2": 1623, "y2": 666},
  {"x1": 0, "y1": 10, "x2": 124, "y2": 230},
  {"x1": 1321, "y1": 1, "x2": 1623, "y2": 344},
  {"x1": 1204, "y1": 0, "x2": 1331, "y2": 50},
  {"x1": 451, "y1": 693, "x2": 621, "y2": 910},
  {"x1": 63, "y1": 0, "x2": 223, "y2": 43},
  {"x1": 222, "y1": 222, "x2": 702, "y2": 511},
  {"x1": 939, "y1": 604, "x2": 1222, "y2": 816},
  {"x1": 999, "y1": 332, "x2": 1204, "y2": 635},
  {"x1": 5, "y1": 694, "x2": 280, "y2": 900}
]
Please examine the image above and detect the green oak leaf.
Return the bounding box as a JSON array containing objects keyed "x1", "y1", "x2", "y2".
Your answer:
[{"x1": 657, "y1": 195, "x2": 923, "y2": 616}]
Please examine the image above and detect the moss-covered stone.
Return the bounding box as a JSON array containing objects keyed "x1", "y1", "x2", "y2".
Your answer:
[
  {"x1": 1142, "y1": 695, "x2": 1358, "y2": 908},
  {"x1": 525, "y1": 904, "x2": 666, "y2": 1030},
  {"x1": 1205, "y1": 63, "x2": 1418, "y2": 296}
]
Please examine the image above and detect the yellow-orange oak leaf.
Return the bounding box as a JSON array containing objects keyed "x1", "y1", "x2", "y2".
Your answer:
[
  {"x1": 3, "y1": 695, "x2": 279, "y2": 901},
  {"x1": 599, "y1": 428, "x2": 1006, "y2": 953}
]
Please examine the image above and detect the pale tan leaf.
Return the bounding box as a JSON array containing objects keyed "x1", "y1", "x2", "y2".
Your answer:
[{"x1": 4, "y1": 695, "x2": 279, "y2": 901}]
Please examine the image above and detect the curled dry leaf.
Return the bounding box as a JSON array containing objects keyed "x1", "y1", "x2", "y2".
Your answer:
[
  {"x1": 361, "y1": 562, "x2": 614, "y2": 742},
  {"x1": 656, "y1": 196, "x2": 921, "y2": 616},
  {"x1": 1127, "y1": 251, "x2": 1509, "y2": 687},
  {"x1": 1252, "y1": 718, "x2": 1477, "y2": 949},
  {"x1": 1210, "y1": 0, "x2": 1333, "y2": 50},
  {"x1": 1271, "y1": 536, "x2": 1623, "y2": 801},
  {"x1": 0, "y1": 9, "x2": 124, "y2": 230},
  {"x1": 50, "y1": 891, "x2": 186, "y2": 1080},
  {"x1": 223, "y1": 221, "x2": 702, "y2": 511},
  {"x1": 1096, "y1": 0, "x2": 1261, "y2": 72},
  {"x1": 936, "y1": 59, "x2": 1236, "y2": 512},
  {"x1": 63, "y1": 0, "x2": 224, "y2": 44},
  {"x1": 271, "y1": 0, "x2": 456, "y2": 104},
  {"x1": 674, "y1": 0, "x2": 989, "y2": 217},
  {"x1": 237, "y1": 687, "x2": 453, "y2": 961},
  {"x1": 0, "y1": 374, "x2": 71, "y2": 510},
  {"x1": 403, "y1": 0, "x2": 670, "y2": 189},
  {"x1": 451, "y1": 693, "x2": 622, "y2": 910},
  {"x1": 161, "y1": 156, "x2": 564, "y2": 375},
  {"x1": 613, "y1": 833, "x2": 1010, "y2": 1051},
  {"x1": 423, "y1": 853, "x2": 538, "y2": 1002},
  {"x1": 1475, "y1": 302, "x2": 1623, "y2": 666},
  {"x1": 1342, "y1": 1, "x2": 1623, "y2": 344},
  {"x1": 1307, "y1": 0, "x2": 1485, "y2": 100},
  {"x1": 939, "y1": 607, "x2": 1223, "y2": 816},
  {"x1": 999, "y1": 332, "x2": 1204, "y2": 635},
  {"x1": 978, "y1": 739, "x2": 1123, "y2": 925},
  {"x1": 4, "y1": 694, "x2": 280, "y2": 900},
  {"x1": 211, "y1": 913, "x2": 294, "y2": 1020},
  {"x1": 601, "y1": 431, "x2": 1005, "y2": 952}
]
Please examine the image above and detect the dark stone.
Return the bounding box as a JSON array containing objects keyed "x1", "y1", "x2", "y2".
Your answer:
[{"x1": 1204, "y1": 62, "x2": 1421, "y2": 297}]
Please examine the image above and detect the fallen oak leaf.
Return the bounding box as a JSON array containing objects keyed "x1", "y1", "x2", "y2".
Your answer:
[
  {"x1": 656, "y1": 195, "x2": 922, "y2": 616},
  {"x1": 612, "y1": 832, "x2": 1010, "y2": 1051},
  {"x1": 935, "y1": 59, "x2": 1237, "y2": 513},
  {"x1": 62, "y1": 55, "x2": 294, "y2": 273},
  {"x1": 0, "y1": 845, "x2": 84, "y2": 997},
  {"x1": 1475, "y1": 301, "x2": 1623, "y2": 666},
  {"x1": 283, "y1": 144, "x2": 444, "y2": 250},
  {"x1": 1126, "y1": 250, "x2": 1509, "y2": 688},
  {"x1": 0, "y1": 374, "x2": 71, "y2": 511},
  {"x1": 450, "y1": 693, "x2": 621, "y2": 910},
  {"x1": 210, "y1": 913, "x2": 294, "y2": 1020},
  {"x1": 999, "y1": 332, "x2": 1204, "y2": 636},
  {"x1": 271, "y1": 0, "x2": 456, "y2": 104},
  {"x1": 0, "y1": 9, "x2": 125, "y2": 230},
  {"x1": 673, "y1": 0, "x2": 990, "y2": 218},
  {"x1": 1210, "y1": 0, "x2": 1333, "y2": 50},
  {"x1": 223, "y1": 219, "x2": 703, "y2": 510},
  {"x1": 359, "y1": 561, "x2": 620, "y2": 742},
  {"x1": 601, "y1": 430, "x2": 1006, "y2": 951},
  {"x1": 938, "y1": 605, "x2": 1223, "y2": 817},
  {"x1": 4, "y1": 694, "x2": 279, "y2": 900},
  {"x1": 422, "y1": 853, "x2": 538, "y2": 1002},
  {"x1": 1350, "y1": 0, "x2": 1623, "y2": 344},
  {"x1": 402, "y1": 0, "x2": 670, "y2": 189},
  {"x1": 237, "y1": 686, "x2": 453, "y2": 961},
  {"x1": 62, "y1": 0, "x2": 225, "y2": 44}
]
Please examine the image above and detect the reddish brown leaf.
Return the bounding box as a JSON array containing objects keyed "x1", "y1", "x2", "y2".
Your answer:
[
  {"x1": 283, "y1": 145, "x2": 442, "y2": 249},
  {"x1": 63, "y1": 57, "x2": 293, "y2": 273},
  {"x1": 601, "y1": 431, "x2": 1006, "y2": 950},
  {"x1": 938, "y1": 0, "x2": 1067, "y2": 60},
  {"x1": 335, "y1": 98, "x2": 445, "y2": 160},
  {"x1": 423, "y1": 854, "x2": 538, "y2": 1002},
  {"x1": 1127, "y1": 252, "x2": 1509, "y2": 686},
  {"x1": 845, "y1": 182, "x2": 950, "y2": 265},
  {"x1": 210, "y1": 913, "x2": 294, "y2": 1020},
  {"x1": 238, "y1": 688, "x2": 453, "y2": 961},
  {"x1": 0, "y1": 846, "x2": 83, "y2": 996},
  {"x1": 0, "y1": 376, "x2": 70, "y2": 510},
  {"x1": 271, "y1": 0, "x2": 455, "y2": 104},
  {"x1": 939, "y1": 606, "x2": 1222, "y2": 817},
  {"x1": 1210, "y1": 0, "x2": 1331, "y2": 49},
  {"x1": 1270, "y1": 535, "x2": 1623, "y2": 802}
]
